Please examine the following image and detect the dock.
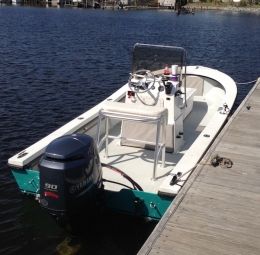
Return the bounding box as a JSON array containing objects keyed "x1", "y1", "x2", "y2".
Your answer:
[{"x1": 138, "y1": 78, "x2": 260, "y2": 255}]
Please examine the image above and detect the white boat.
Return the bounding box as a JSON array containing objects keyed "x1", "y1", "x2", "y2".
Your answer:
[{"x1": 8, "y1": 44, "x2": 237, "y2": 231}]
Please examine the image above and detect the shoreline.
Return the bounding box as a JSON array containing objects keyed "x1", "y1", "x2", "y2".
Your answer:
[
  {"x1": 185, "y1": 4, "x2": 260, "y2": 13},
  {"x1": 2, "y1": 0, "x2": 260, "y2": 13},
  {"x1": 103, "y1": 4, "x2": 260, "y2": 13}
]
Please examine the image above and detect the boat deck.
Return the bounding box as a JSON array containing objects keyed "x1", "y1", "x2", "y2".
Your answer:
[
  {"x1": 95, "y1": 95, "x2": 213, "y2": 194},
  {"x1": 138, "y1": 78, "x2": 260, "y2": 255}
]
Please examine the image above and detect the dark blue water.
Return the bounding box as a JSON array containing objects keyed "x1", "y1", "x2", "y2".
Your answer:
[{"x1": 1, "y1": 5, "x2": 260, "y2": 255}]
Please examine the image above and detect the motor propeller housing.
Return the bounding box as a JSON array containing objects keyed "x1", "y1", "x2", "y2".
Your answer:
[{"x1": 39, "y1": 134, "x2": 103, "y2": 224}]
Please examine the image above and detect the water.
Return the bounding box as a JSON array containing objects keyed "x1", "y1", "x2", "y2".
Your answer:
[{"x1": 1, "y1": 5, "x2": 260, "y2": 255}]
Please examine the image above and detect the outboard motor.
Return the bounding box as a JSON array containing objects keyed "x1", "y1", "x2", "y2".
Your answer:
[{"x1": 39, "y1": 134, "x2": 103, "y2": 232}]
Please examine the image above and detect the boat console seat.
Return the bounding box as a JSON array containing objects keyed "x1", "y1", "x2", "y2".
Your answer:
[{"x1": 96, "y1": 100, "x2": 168, "y2": 180}]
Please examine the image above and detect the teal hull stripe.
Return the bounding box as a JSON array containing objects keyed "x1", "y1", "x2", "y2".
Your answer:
[
  {"x1": 11, "y1": 169, "x2": 40, "y2": 195},
  {"x1": 11, "y1": 169, "x2": 173, "y2": 219},
  {"x1": 105, "y1": 189, "x2": 173, "y2": 220}
]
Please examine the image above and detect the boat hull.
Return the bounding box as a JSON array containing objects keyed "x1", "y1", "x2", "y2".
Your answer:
[
  {"x1": 11, "y1": 167, "x2": 173, "y2": 219},
  {"x1": 8, "y1": 45, "x2": 237, "y2": 221}
]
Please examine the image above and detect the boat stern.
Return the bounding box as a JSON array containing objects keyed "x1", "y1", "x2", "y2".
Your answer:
[{"x1": 11, "y1": 168, "x2": 40, "y2": 195}]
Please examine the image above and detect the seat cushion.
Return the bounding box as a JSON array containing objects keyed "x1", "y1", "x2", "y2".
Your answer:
[{"x1": 102, "y1": 101, "x2": 168, "y2": 120}]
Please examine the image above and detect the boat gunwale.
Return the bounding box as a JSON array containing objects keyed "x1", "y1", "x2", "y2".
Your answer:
[
  {"x1": 8, "y1": 67, "x2": 237, "y2": 172},
  {"x1": 159, "y1": 66, "x2": 237, "y2": 195}
]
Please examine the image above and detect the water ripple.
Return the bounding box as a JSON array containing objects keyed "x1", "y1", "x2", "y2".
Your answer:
[{"x1": 1, "y1": 6, "x2": 260, "y2": 255}]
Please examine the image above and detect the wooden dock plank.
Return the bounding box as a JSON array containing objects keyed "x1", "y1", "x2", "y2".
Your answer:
[
  {"x1": 195, "y1": 174, "x2": 260, "y2": 194},
  {"x1": 170, "y1": 203, "x2": 260, "y2": 228},
  {"x1": 198, "y1": 165, "x2": 257, "y2": 180},
  {"x1": 190, "y1": 182, "x2": 260, "y2": 202},
  {"x1": 180, "y1": 195, "x2": 259, "y2": 218},
  {"x1": 138, "y1": 80, "x2": 260, "y2": 255},
  {"x1": 168, "y1": 211, "x2": 260, "y2": 239},
  {"x1": 216, "y1": 147, "x2": 260, "y2": 161},
  {"x1": 183, "y1": 188, "x2": 260, "y2": 211},
  {"x1": 151, "y1": 225, "x2": 260, "y2": 255},
  {"x1": 152, "y1": 228, "x2": 260, "y2": 255},
  {"x1": 196, "y1": 168, "x2": 260, "y2": 187}
]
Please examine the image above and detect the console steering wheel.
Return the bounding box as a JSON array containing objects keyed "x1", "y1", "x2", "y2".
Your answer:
[{"x1": 128, "y1": 70, "x2": 155, "y2": 93}]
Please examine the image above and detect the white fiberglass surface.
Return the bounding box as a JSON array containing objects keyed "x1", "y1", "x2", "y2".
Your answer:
[{"x1": 98, "y1": 94, "x2": 217, "y2": 194}]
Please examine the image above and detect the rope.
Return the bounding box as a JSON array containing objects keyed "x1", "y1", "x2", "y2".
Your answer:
[
  {"x1": 179, "y1": 155, "x2": 233, "y2": 179},
  {"x1": 210, "y1": 154, "x2": 233, "y2": 168},
  {"x1": 210, "y1": 154, "x2": 247, "y2": 175},
  {"x1": 170, "y1": 154, "x2": 246, "y2": 186},
  {"x1": 236, "y1": 79, "x2": 258, "y2": 85}
]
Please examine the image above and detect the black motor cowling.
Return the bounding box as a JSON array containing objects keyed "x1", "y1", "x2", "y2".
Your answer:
[{"x1": 39, "y1": 134, "x2": 103, "y2": 222}]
